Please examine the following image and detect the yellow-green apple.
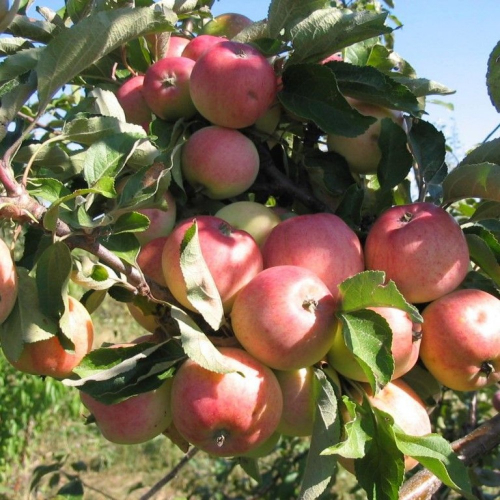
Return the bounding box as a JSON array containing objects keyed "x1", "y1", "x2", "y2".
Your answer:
[
  {"x1": 189, "y1": 41, "x2": 277, "y2": 129},
  {"x1": 162, "y1": 215, "x2": 263, "y2": 314},
  {"x1": 81, "y1": 375, "x2": 173, "y2": 444},
  {"x1": 135, "y1": 190, "x2": 177, "y2": 246},
  {"x1": 181, "y1": 34, "x2": 224, "y2": 61},
  {"x1": 215, "y1": 201, "x2": 281, "y2": 247},
  {"x1": 254, "y1": 101, "x2": 282, "y2": 137},
  {"x1": 142, "y1": 56, "x2": 197, "y2": 122},
  {"x1": 327, "y1": 97, "x2": 404, "y2": 175},
  {"x1": 6, "y1": 296, "x2": 94, "y2": 378},
  {"x1": 170, "y1": 347, "x2": 283, "y2": 457},
  {"x1": 136, "y1": 236, "x2": 168, "y2": 287},
  {"x1": 115, "y1": 75, "x2": 152, "y2": 131},
  {"x1": 181, "y1": 126, "x2": 259, "y2": 199},
  {"x1": 0, "y1": 238, "x2": 18, "y2": 324},
  {"x1": 364, "y1": 202, "x2": 470, "y2": 304},
  {"x1": 231, "y1": 265, "x2": 337, "y2": 370},
  {"x1": 201, "y1": 13, "x2": 253, "y2": 39},
  {"x1": 327, "y1": 306, "x2": 421, "y2": 382},
  {"x1": 261, "y1": 213, "x2": 364, "y2": 304},
  {"x1": 419, "y1": 288, "x2": 500, "y2": 391}
]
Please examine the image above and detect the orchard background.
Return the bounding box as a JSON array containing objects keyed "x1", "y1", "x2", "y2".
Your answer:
[{"x1": 1, "y1": 0, "x2": 500, "y2": 499}]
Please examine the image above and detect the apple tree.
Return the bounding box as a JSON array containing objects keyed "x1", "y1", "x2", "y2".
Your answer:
[{"x1": 1, "y1": 0, "x2": 500, "y2": 498}]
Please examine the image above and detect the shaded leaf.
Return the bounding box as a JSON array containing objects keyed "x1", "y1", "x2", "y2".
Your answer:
[
  {"x1": 465, "y1": 233, "x2": 500, "y2": 285},
  {"x1": 487, "y1": 40, "x2": 500, "y2": 113}
]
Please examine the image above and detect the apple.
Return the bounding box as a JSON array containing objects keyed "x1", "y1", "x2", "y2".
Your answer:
[
  {"x1": 6, "y1": 296, "x2": 94, "y2": 378},
  {"x1": 231, "y1": 265, "x2": 337, "y2": 371},
  {"x1": 327, "y1": 306, "x2": 421, "y2": 382},
  {"x1": 189, "y1": 41, "x2": 278, "y2": 129},
  {"x1": 201, "y1": 13, "x2": 253, "y2": 39},
  {"x1": 419, "y1": 288, "x2": 500, "y2": 392},
  {"x1": 170, "y1": 347, "x2": 283, "y2": 457},
  {"x1": 239, "y1": 431, "x2": 281, "y2": 458},
  {"x1": 215, "y1": 201, "x2": 281, "y2": 247},
  {"x1": 115, "y1": 75, "x2": 152, "y2": 130},
  {"x1": 181, "y1": 34, "x2": 224, "y2": 61},
  {"x1": 493, "y1": 391, "x2": 500, "y2": 413},
  {"x1": 165, "y1": 36, "x2": 190, "y2": 57},
  {"x1": 181, "y1": 126, "x2": 260, "y2": 200},
  {"x1": 261, "y1": 212, "x2": 364, "y2": 304},
  {"x1": 253, "y1": 101, "x2": 282, "y2": 136},
  {"x1": 126, "y1": 302, "x2": 160, "y2": 334},
  {"x1": 322, "y1": 52, "x2": 343, "y2": 64},
  {"x1": 146, "y1": 35, "x2": 190, "y2": 58},
  {"x1": 142, "y1": 56, "x2": 197, "y2": 122},
  {"x1": 136, "y1": 236, "x2": 168, "y2": 287},
  {"x1": 326, "y1": 97, "x2": 404, "y2": 175},
  {"x1": 364, "y1": 202, "x2": 470, "y2": 304},
  {"x1": 135, "y1": 190, "x2": 177, "y2": 246},
  {"x1": 0, "y1": 238, "x2": 18, "y2": 324},
  {"x1": 162, "y1": 215, "x2": 263, "y2": 314}
]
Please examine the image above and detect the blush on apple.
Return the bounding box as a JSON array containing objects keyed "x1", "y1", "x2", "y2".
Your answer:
[
  {"x1": 115, "y1": 75, "x2": 152, "y2": 131},
  {"x1": 181, "y1": 34, "x2": 224, "y2": 61},
  {"x1": 0, "y1": 238, "x2": 18, "y2": 324}
]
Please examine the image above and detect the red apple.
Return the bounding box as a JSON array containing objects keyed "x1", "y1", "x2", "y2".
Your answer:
[
  {"x1": 419, "y1": 288, "x2": 500, "y2": 392},
  {"x1": 136, "y1": 236, "x2": 168, "y2": 287},
  {"x1": 165, "y1": 35, "x2": 190, "y2": 57},
  {"x1": 142, "y1": 56, "x2": 197, "y2": 122},
  {"x1": 201, "y1": 13, "x2": 253, "y2": 39},
  {"x1": 327, "y1": 306, "x2": 421, "y2": 382},
  {"x1": 189, "y1": 41, "x2": 277, "y2": 129},
  {"x1": 261, "y1": 212, "x2": 364, "y2": 304},
  {"x1": 115, "y1": 75, "x2": 152, "y2": 130},
  {"x1": 181, "y1": 126, "x2": 259, "y2": 199},
  {"x1": 322, "y1": 52, "x2": 343, "y2": 64},
  {"x1": 364, "y1": 202, "x2": 470, "y2": 304},
  {"x1": 231, "y1": 265, "x2": 337, "y2": 370},
  {"x1": 181, "y1": 34, "x2": 224, "y2": 61},
  {"x1": 170, "y1": 347, "x2": 283, "y2": 457},
  {"x1": 0, "y1": 238, "x2": 18, "y2": 324},
  {"x1": 162, "y1": 215, "x2": 263, "y2": 314}
]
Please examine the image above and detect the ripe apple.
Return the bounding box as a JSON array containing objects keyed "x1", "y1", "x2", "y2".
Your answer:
[
  {"x1": 126, "y1": 302, "x2": 159, "y2": 334},
  {"x1": 170, "y1": 347, "x2": 283, "y2": 457},
  {"x1": 165, "y1": 35, "x2": 190, "y2": 57},
  {"x1": 201, "y1": 13, "x2": 253, "y2": 39},
  {"x1": 327, "y1": 306, "x2": 421, "y2": 382},
  {"x1": 231, "y1": 265, "x2": 337, "y2": 371},
  {"x1": 189, "y1": 41, "x2": 277, "y2": 129},
  {"x1": 261, "y1": 212, "x2": 364, "y2": 304},
  {"x1": 322, "y1": 52, "x2": 343, "y2": 64},
  {"x1": 181, "y1": 34, "x2": 224, "y2": 61},
  {"x1": 215, "y1": 201, "x2": 281, "y2": 247},
  {"x1": 81, "y1": 375, "x2": 173, "y2": 444},
  {"x1": 0, "y1": 238, "x2": 18, "y2": 324},
  {"x1": 364, "y1": 202, "x2": 470, "y2": 304},
  {"x1": 142, "y1": 56, "x2": 197, "y2": 122},
  {"x1": 181, "y1": 126, "x2": 259, "y2": 199},
  {"x1": 146, "y1": 35, "x2": 190, "y2": 58},
  {"x1": 115, "y1": 75, "x2": 152, "y2": 131},
  {"x1": 419, "y1": 288, "x2": 500, "y2": 392},
  {"x1": 136, "y1": 236, "x2": 168, "y2": 287},
  {"x1": 6, "y1": 296, "x2": 94, "y2": 378},
  {"x1": 162, "y1": 215, "x2": 263, "y2": 314},
  {"x1": 326, "y1": 97, "x2": 404, "y2": 175}
]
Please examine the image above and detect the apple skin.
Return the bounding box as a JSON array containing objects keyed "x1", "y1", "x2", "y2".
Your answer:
[
  {"x1": 7, "y1": 297, "x2": 94, "y2": 379},
  {"x1": 215, "y1": 201, "x2": 281, "y2": 247},
  {"x1": 142, "y1": 56, "x2": 197, "y2": 122},
  {"x1": 364, "y1": 202, "x2": 470, "y2": 304},
  {"x1": 231, "y1": 265, "x2": 337, "y2": 371},
  {"x1": 419, "y1": 288, "x2": 500, "y2": 392},
  {"x1": 201, "y1": 13, "x2": 253, "y2": 39},
  {"x1": 181, "y1": 34, "x2": 224, "y2": 61},
  {"x1": 165, "y1": 36, "x2": 190, "y2": 57},
  {"x1": 115, "y1": 75, "x2": 152, "y2": 130},
  {"x1": 261, "y1": 212, "x2": 364, "y2": 304},
  {"x1": 181, "y1": 126, "x2": 259, "y2": 200},
  {"x1": 136, "y1": 236, "x2": 168, "y2": 287},
  {"x1": 327, "y1": 306, "x2": 421, "y2": 382},
  {"x1": 0, "y1": 238, "x2": 18, "y2": 324},
  {"x1": 162, "y1": 215, "x2": 263, "y2": 314},
  {"x1": 327, "y1": 97, "x2": 404, "y2": 175},
  {"x1": 189, "y1": 41, "x2": 277, "y2": 129},
  {"x1": 170, "y1": 347, "x2": 283, "y2": 457}
]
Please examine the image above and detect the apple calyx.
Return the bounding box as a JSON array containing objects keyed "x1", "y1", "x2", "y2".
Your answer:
[
  {"x1": 400, "y1": 211, "x2": 414, "y2": 224},
  {"x1": 480, "y1": 361, "x2": 494, "y2": 378},
  {"x1": 218, "y1": 221, "x2": 233, "y2": 237},
  {"x1": 412, "y1": 326, "x2": 422, "y2": 342},
  {"x1": 302, "y1": 297, "x2": 318, "y2": 312},
  {"x1": 162, "y1": 76, "x2": 176, "y2": 88},
  {"x1": 215, "y1": 429, "x2": 229, "y2": 448}
]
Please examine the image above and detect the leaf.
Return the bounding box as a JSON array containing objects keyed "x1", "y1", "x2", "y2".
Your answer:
[
  {"x1": 487, "y1": 40, "x2": 500, "y2": 113},
  {"x1": 470, "y1": 201, "x2": 500, "y2": 222},
  {"x1": 36, "y1": 4, "x2": 178, "y2": 107},
  {"x1": 0, "y1": 47, "x2": 41, "y2": 82},
  {"x1": 7, "y1": 14, "x2": 59, "y2": 44},
  {"x1": 465, "y1": 233, "x2": 500, "y2": 285},
  {"x1": 0, "y1": 37, "x2": 34, "y2": 56},
  {"x1": 97, "y1": 233, "x2": 140, "y2": 267},
  {"x1": 171, "y1": 306, "x2": 239, "y2": 375},
  {"x1": 88, "y1": 87, "x2": 126, "y2": 122},
  {"x1": 71, "y1": 256, "x2": 122, "y2": 291},
  {"x1": 279, "y1": 63, "x2": 375, "y2": 136},
  {"x1": 27, "y1": 177, "x2": 72, "y2": 204},
  {"x1": 179, "y1": 221, "x2": 224, "y2": 330},
  {"x1": 66, "y1": 0, "x2": 94, "y2": 23},
  {"x1": 338, "y1": 270, "x2": 423, "y2": 323},
  {"x1": 112, "y1": 212, "x2": 151, "y2": 235},
  {"x1": 442, "y1": 163, "x2": 500, "y2": 204},
  {"x1": 392, "y1": 76, "x2": 455, "y2": 98},
  {"x1": 460, "y1": 137, "x2": 500, "y2": 166},
  {"x1": 237, "y1": 458, "x2": 261, "y2": 483},
  {"x1": 298, "y1": 369, "x2": 341, "y2": 500}
]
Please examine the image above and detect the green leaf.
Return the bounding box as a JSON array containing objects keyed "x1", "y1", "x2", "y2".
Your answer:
[
  {"x1": 442, "y1": 162, "x2": 500, "y2": 204},
  {"x1": 365, "y1": 44, "x2": 416, "y2": 79},
  {"x1": 391, "y1": 75, "x2": 455, "y2": 98},
  {"x1": 487, "y1": 40, "x2": 500, "y2": 113},
  {"x1": 460, "y1": 137, "x2": 500, "y2": 166},
  {"x1": 0, "y1": 37, "x2": 34, "y2": 56},
  {"x1": 237, "y1": 458, "x2": 261, "y2": 483},
  {"x1": 0, "y1": 47, "x2": 41, "y2": 82},
  {"x1": 27, "y1": 177, "x2": 72, "y2": 204},
  {"x1": 7, "y1": 14, "x2": 59, "y2": 44},
  {"x1": 299, "y1": 368, "x2": 341, "y2": 500},
  {"x1": 338, "y1": 270, "x2": 423, "y2": 323},
  {"x1": 470, "y1": 201, "x2": 500, "y2": 222},
  {"x1": 465, "y1": 233, "x2": 500, "y2": 285},
  {"x1": 279, "y1": 63, "x2": 375, "y2": 135},
  {"x1": 88, "y1": 87, "x2": 126, "y2": 122},
  {"x1": 97, "y1": 233, "x2": 140, "y2": 267},
  {"x1": 179, "y1": 221, "x2": 224, "y2": 330},
  {"x1": 394, "y1": 432, "x2": 474, "y2": 498},
  {"x1": 112, "y1": 212, "x2": 151, "y2": 235},
  {"x1": 66, "y1": 0, "x2": 93, "y2": 24},
  {"x1": 36, "y1": 5, "x2": 177, "y2": 108},
  {"x1": 35, "y1": 241, "x2": 72, "y2": 321},
  {"x1": 71, "y1": 256, "x2": 121, "y2": 291}
]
